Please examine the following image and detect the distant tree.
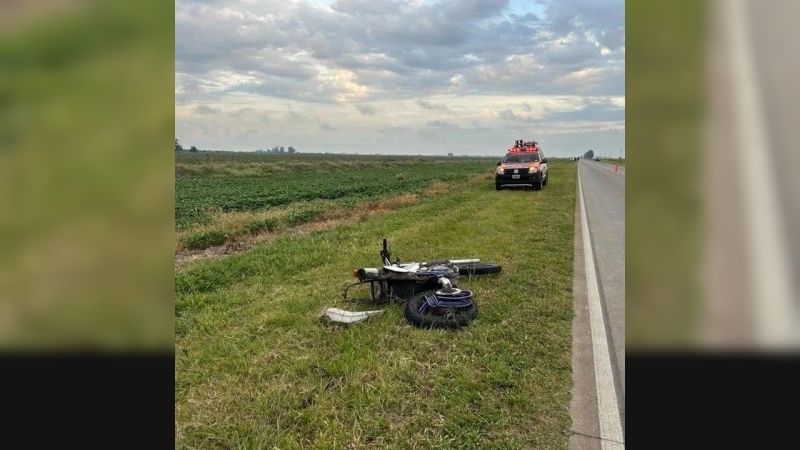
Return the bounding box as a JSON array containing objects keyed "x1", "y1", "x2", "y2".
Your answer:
[
  {"x1": 175, "y1": 138, "x2": 183, "y2": 152},
  {"x1": 447, "y1": 152, "x2": 454, "y2": 157},
  {"x1": 271, "y1": 146, "x2": 280, "y2": 153},
  {"x1": 583, "y1": 149, "x2": 594, "y2": 159},
  {"x1": 190, "y1": 145, "x2": 198, "y2": 152},
  {"x1": 279, "y1": 146, "x2": 286, "y2": 153},
  {"x1": 287, "y1": 146, "x2": 296, "y2": 154}
]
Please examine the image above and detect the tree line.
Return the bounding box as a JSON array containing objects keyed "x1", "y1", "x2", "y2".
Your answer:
[
  {"x1": 255, "y1": 146, "x2": 296, "y2": 154},
  {"x1": 175, "y1": 139, "x2": 197, "y2": 152},
  {"x1": 175, "y1": 139, "x2": 297, "y2": 154}
]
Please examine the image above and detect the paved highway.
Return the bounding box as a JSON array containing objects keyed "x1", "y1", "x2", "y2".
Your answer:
[
  {"x1": 706, "y1": 0, "x2": 799, "y2": 347},
  {"x1": 570, "y1": 159, "x2": 625, "y2": 449}
]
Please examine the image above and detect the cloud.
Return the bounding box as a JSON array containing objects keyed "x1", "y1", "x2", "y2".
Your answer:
[
  {"x1": 355, "y1": 104, "x2": 377, "y2": 116},
  {"x1": 499, "y1": 108, "x2": 529, "y2": 122},
  {"x1": 416, "y1": 98, "x2": 452, "y2": 113},
  {"x1": 545, "y1": 98, "x2": 624, "y2": 122},
  {"x1": 427, "y1": 119, "x2": 460, "y2": 129},
  {"x1": 194, "y1": 104, "x2": 223, "y2": 114},
  {"x1": 229, "y1": 107, "x2": 270, "y2": 124},
  {"x1": 544, "y1": 0, "x2": 624, "y2": 50},
  {"x1": 377, "y1": 125, "x2": 413, "y2": 135}
]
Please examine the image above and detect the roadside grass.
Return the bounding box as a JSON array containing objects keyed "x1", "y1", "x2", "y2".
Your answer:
[
  {"x1": 176, "y1": 161, "x2": 577, "y2": 448},
  {"x1": 627, "y1": 0, "x2": 704, "y2": 346},
  {"x1": 176, "y1": 194, "x2": 421, "y2": 253},
  {"x1": 1, "y1": 1, "x2": 175, "y2": 346},
  {"x1": 602, "y1": 158, "x2": 625, "y2": 167},
  {"x1": 588, "y1": 158, "x2": 625, "y2": 167}
]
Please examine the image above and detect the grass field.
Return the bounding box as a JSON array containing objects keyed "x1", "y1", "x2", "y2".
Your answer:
[
  {"x1": 1, "y1": 1, "x2": 175, "y2": 347},
  {"x1": 175, "y1": 155, "x2": 578, "y2": 448}
]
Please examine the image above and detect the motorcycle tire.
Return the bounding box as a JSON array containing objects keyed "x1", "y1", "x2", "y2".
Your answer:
[
  {"x1": 453, "y1": 262, "x2": 502, "y2": 276},
  {"x1": 404, "y1": 290, "x2": 478, "y2": 330}
]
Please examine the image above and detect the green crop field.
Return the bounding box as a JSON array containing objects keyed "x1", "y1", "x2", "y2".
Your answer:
[
  {"x1": 175, "y1": 153, "x2": 579, "y2": 448},
  {"x1": 175, "y1": 152, "x2": 498, "y2": 231},
  {"x1": 174, "y1": 152, "x2": 509, "y2": 254}
]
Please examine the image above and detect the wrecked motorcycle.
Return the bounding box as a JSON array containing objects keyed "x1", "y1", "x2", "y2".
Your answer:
[{"x1": 326, "y1": 239, "x2": 501, "y2": 329}]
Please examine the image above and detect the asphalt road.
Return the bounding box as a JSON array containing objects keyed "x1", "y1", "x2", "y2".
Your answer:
[
  {"x1": 746, "y1": 0, "x2": 800, "y2": 315},
  {"x1": 570, "y1": 159, "x2": 625, "y2": 449},
  {"x1": 580, "y1": 160, "x2": 625, "y2": 379},
  {"x1": 705, "y1": 0, "x2": 799, "y2": 347}
]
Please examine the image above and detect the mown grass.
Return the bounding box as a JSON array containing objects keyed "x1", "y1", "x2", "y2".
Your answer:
[{"x1": 175, "y1": 161, "x2": 577, "y2": 448}]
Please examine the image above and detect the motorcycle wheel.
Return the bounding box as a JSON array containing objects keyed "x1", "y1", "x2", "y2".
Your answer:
[
  {"x1": 453, "y1": 262, "x2": 502, "y2": 276},
  {"x1": 404, "y1": 290, "x2": 478, "y2": 330}
]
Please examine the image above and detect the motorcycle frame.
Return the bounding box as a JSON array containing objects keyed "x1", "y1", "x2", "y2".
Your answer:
[{"x1": 342, "y1": 239, "x2": 463, "y2": 304}]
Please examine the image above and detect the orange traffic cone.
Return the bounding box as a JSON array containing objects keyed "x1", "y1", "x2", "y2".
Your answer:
[{"x1": 614, "y1": 164, "x2": 618, "y2": 172}]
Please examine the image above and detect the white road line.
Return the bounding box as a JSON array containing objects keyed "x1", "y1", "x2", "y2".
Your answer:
[
  {"x1": 578, "y1": 168, "x2": 624, "y2": 449},
  {"x1": 727, "y1": 0, "x2": 797, "y2": 347}
]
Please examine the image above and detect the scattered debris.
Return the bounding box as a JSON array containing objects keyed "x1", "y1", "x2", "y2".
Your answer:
[{"x1": 320, "y1": 308, "x2": 385, "y2": 325}]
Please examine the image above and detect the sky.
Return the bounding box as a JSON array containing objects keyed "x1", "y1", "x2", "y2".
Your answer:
[{"x1": 175, "y1": 0, "x2": 625, "y2": 157}]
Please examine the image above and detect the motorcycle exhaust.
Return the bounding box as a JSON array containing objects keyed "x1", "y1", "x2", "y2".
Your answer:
[{"x1": 355, "y1": 267, "x2": 380, "y2": 280}]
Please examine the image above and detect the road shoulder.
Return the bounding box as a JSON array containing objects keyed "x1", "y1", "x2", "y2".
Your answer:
[{"x1": 570, "y1": 175, "x2": 602, "y2": 450}]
